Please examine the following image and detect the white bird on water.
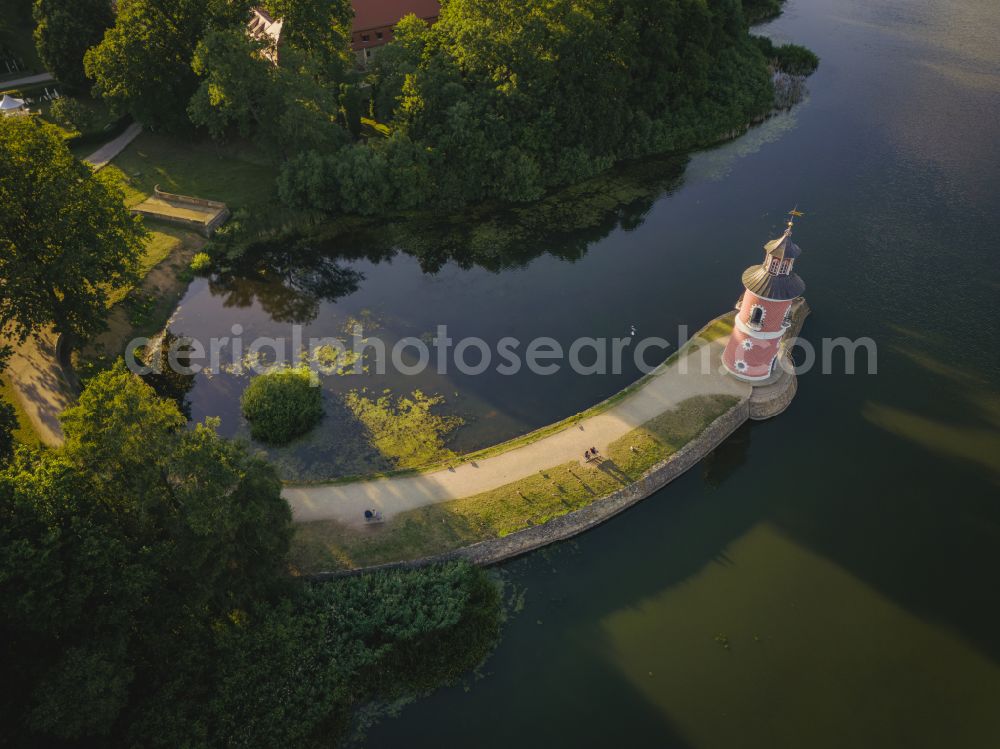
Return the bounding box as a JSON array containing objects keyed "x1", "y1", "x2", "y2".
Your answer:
[{"x1": 629, "y1": 324, "x2": 637, "y2": 337}]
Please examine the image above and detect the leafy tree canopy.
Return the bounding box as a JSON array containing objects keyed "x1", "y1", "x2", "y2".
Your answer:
[
  {"x1": 0, "y1": 397, "x2": 15, "y2": 464},
  {"x1": 84, "y1": 0, "x2": 254, "y2": 130},
  {"x1": 32, "y1": 0, "x2": 114, "y2": 92},
  {"x1": 0, "y1": 117, "x2": 145, "y2": 345},
  {"x1": 263, "y1": 0, "x2": 355, "y2": 85},
  {"x1": 368, "y1": 13, "x2": 430, "y2": 122},
  {"x1": 188, "y1": 27, "x2": 350, "y2": 158},
  {"x1": 0, "y1": 364, "x2": 292, "y2": 742},
  {"x1": 0, "y1": 366, "x2": 501, "y2": 746},
  {"x1": 282, "y1": 0, "x2": 779, "y2": 215}
]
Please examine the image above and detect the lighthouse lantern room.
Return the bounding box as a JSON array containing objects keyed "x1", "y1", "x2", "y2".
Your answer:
[{"x1": 722, "y1": 211, "x2": 806, "y2": 381}]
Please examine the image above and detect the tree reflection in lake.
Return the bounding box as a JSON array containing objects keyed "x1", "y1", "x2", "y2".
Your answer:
[
  {"x1": 348, "y1": 152, "x2": 689, "y2": 274},
  {"x1": 208, "y1": 233, "x2": 371, "y2": 324},
  {"x1": 207, "y1": 151, "x2": 690, "y2": 319},
  {"x1": 140, "y1": 330, "x2": 196, "y2": 418}
]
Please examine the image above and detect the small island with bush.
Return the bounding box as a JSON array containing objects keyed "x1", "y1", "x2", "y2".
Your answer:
[{"x1": 241, "y1": 365, "x2": 324, "y2": 444}]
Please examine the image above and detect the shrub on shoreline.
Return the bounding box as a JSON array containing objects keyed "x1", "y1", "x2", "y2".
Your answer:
[
  {"x1": 754, "y1": 36, "x2": 821, "y2": 76},
  {"x1": 189, "y1": 251, "x2": 212, "y2": 274}
]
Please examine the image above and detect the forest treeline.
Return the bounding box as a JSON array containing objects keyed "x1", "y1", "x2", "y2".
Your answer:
[{"x1": 44, "y1": 0, "x2": 817, "y2": 217}]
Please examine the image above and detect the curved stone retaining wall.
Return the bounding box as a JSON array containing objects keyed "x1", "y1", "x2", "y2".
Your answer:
[
  {"x1": 307, "y1": 397, "x2": 751, "y2": 580},
  {"x1": 749, "y1": 368, "x2": 797, "y2": 420}
]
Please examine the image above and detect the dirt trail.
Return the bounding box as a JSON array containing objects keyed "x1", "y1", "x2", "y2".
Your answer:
[{"x1": 2, "y1": 331, "x2": 75, "y2": 446}]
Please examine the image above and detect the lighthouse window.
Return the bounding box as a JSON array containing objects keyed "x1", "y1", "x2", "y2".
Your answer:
[
  {"x1": 742, "y1": 339, "x2": 753, "y2": 350},
  {"x1": 735, "y1": 360, "x2": 748, "y2": 372},
  {"x1": 779, "y1": 259, "x2": 791, "y2": 274},
  {"x1": 768, "y1": 257, "x2": 780, "y2": 273},
  {"x1": 749, "y1": 305, "x2": 765, "y2": 327}
]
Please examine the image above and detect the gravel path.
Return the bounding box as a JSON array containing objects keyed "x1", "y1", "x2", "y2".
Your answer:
[
  {"x1": 284, "y1": 335, "x2": 750, "y2": 526},
  {"x1": 1, "y1": 72, "x2": 54, "y2": 89},
  {"x1": 84, "y1": 122, "x2": 143, "y2": 170}
]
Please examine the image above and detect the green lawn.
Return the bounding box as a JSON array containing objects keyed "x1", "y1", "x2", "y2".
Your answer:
[
  {"x1": 104, "y1": 226, "x2": 193, "y2": 308},
  {"x1": 18, "y1": 96, "x2": 125, "y2": 156},
  {"x1": 73, "y1": 133, "x2": 267, "y2": 377},
  {"x1": 103, "y1": 133, "x2": 278, "y2": 209},
  {"x1": 290, "y1": 393, "x2": 741, "y2": 572}
]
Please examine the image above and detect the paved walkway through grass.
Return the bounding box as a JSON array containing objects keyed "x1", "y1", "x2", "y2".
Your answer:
[
  {"x1": 284, "y1": 335, "x2": 751, "y2": 527},
  {"x1": 1, "y1": 72, "x2": 54, "y2": 90},
  {"x1": 85, "y1": 122, "x2": 143, "y2": 170}
]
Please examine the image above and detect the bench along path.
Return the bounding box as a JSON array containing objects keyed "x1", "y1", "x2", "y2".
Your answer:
[{"x1": 284, "y1": 335, "x2": 750, "y2": 527}]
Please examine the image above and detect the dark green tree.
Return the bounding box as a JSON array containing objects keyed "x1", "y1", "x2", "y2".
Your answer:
[
  {"x1": 0, "y1": 117, "x2": 145, "y2": 346},
  {"x1": 84, "y1": 0, "x2": 252, "y2": 130},
  {"x1": 368, "y1": 13, "x2": 432, "y2": 121},
  {"x1": 0, "y1": 364, "x2": 503, "y2": 747},
  {"x1": 0, "y1": 396, "x2": 15, "y2": 463},
  {"x1": 742, "y1": 0, "x2": 784, "y2": 25},
  {"x1": 32, "y1": 0, "x2": 114, "y2": 92},
  {"x1": 188, "y1": 27, "x2": 349, "y2": 158},
  {"x1": 0, "y1": 364, "x2": 292, "y2": 743},
  {"x1": 263, "y1": 0, "x2": 354, "y2": 85},
  {"x1": 241, "y1": 366, "x2": 324, "y2": 444},
  {"x1": 204, "y1": 562, "x2": 501, "y2": 747},
  {"x1": 139, "y1": 330, "x2": 196, "y2": 417},
  {"x1": 284, "y1": 0, "x2": 780, "y2": 214}
]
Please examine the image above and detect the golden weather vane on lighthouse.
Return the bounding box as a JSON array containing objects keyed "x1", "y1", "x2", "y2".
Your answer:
[{"x1": 787, "y1": 206, "x2": 804, "y2": 229}]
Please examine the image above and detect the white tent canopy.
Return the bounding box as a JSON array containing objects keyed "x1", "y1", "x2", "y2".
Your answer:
[{"x1": 0, "y1": 94, "x2": 26, "y2": 112}]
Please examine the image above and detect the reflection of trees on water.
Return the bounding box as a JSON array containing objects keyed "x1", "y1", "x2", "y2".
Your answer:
[
  {"x1": 209, "y1": 235, "x2": 369, "y2": 324},
  {"x1": 338, "y1": 153, "x2": 689, "y2": 274},
  {"x1": 141, "y1": 331, "x2": 196, "y2": 418},
  {"x1": 208, "y1": 153, "x2": 688, "y2": 317}
]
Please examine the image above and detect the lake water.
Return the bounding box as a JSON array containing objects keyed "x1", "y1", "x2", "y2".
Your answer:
[{"x1": 169, "y1": 0, "x2": 1000, "y2": 745}]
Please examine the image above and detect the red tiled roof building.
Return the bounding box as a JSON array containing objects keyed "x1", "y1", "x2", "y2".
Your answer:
[{"x1": 351, "y1": 0, "x2": 440, "y2": 65}]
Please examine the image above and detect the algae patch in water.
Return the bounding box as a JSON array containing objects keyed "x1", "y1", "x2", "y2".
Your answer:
[{"x1": 343, "y1": 389, "x2": 465, "y2": 469}]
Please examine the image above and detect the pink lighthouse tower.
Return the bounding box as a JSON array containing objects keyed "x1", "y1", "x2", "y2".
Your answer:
[{"x1": 722, "y1": 210, "x2": 806, "y2": 381}]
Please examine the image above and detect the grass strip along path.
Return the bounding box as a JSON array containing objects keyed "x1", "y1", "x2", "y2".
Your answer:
[{"x1": 287, "y1": 317, "x2": 751, "y2": 572}]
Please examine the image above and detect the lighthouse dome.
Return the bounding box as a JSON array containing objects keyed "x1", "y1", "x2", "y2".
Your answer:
[
  {"x1": 764, "y1": 230, "x2": 802, "y2": 259},
  {"x1": 741, "y1": 265, "x2": 806, "y2": 300}
]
